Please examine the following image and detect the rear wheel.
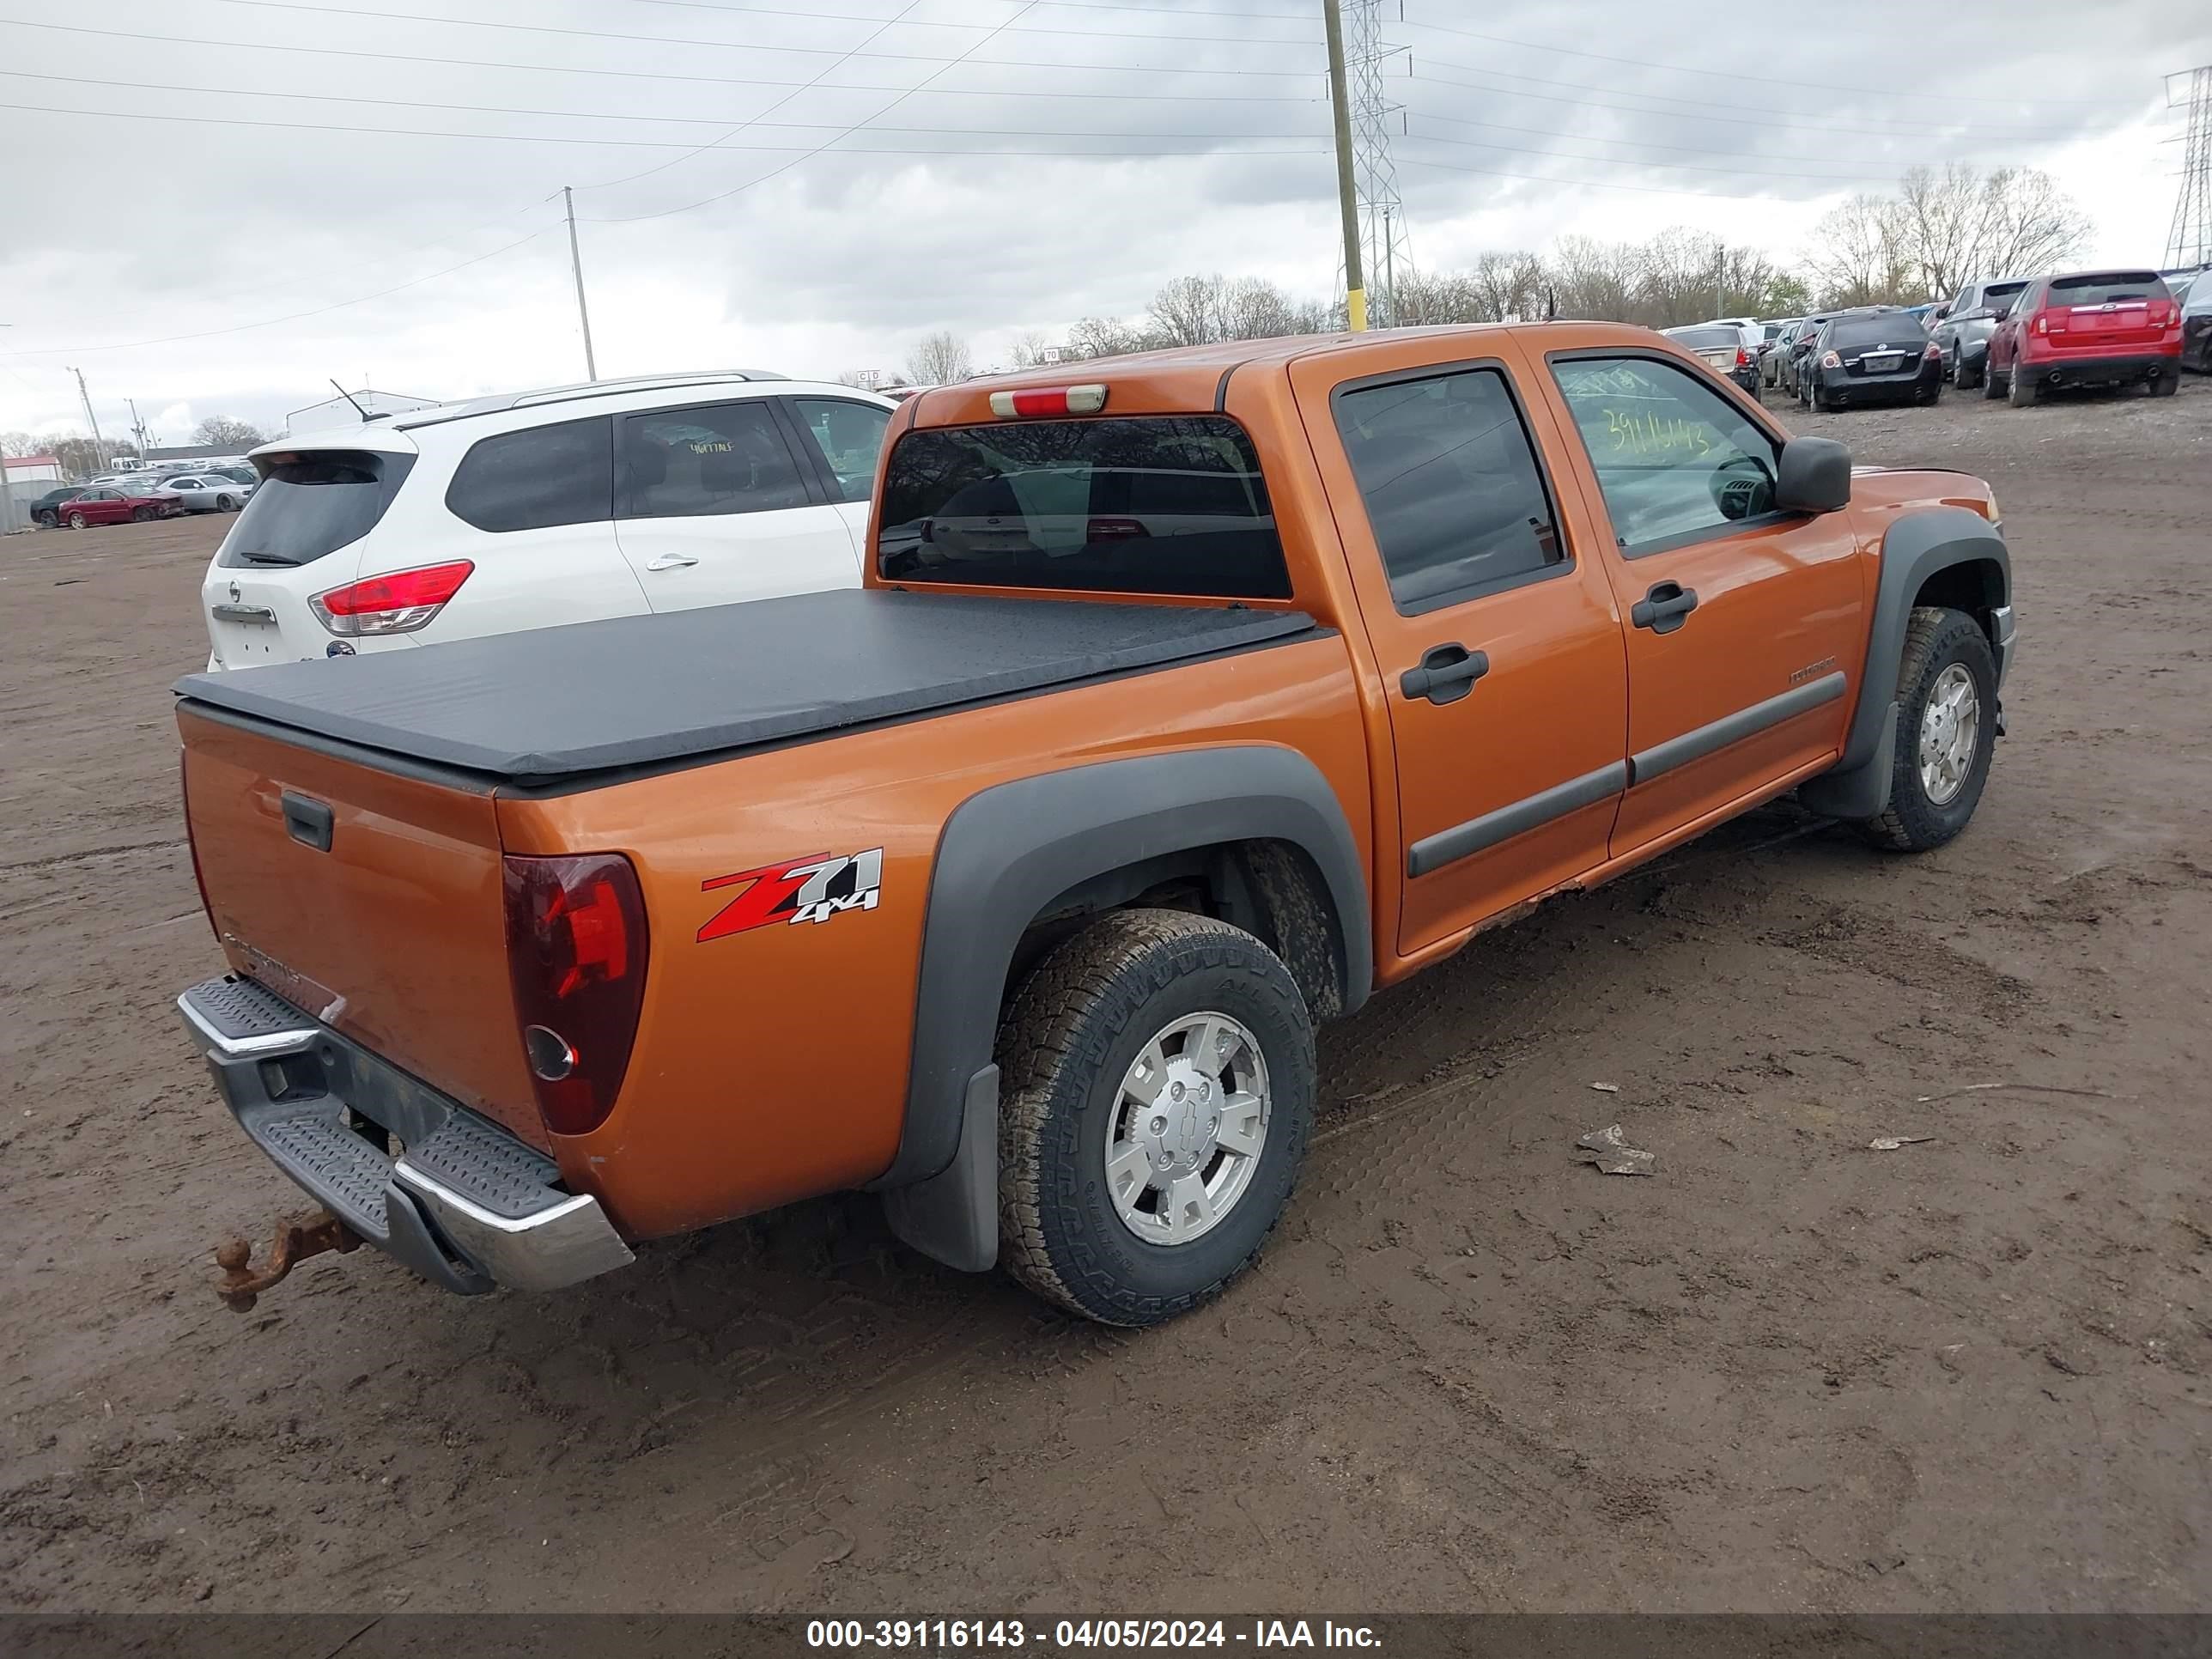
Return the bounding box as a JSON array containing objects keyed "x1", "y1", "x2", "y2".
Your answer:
[
  {"x1": 33, "y1": 509, "x2": 57, "y2": 528},
  {"x1": 1810, "y1": 380, "x2": 1829, "y2": 411},
  {"x1": 2008, "y1": 364, "x2": 2039, "y2": 406},
  {"x1": 1982, "y1": 360, "x2": 2004, "y2": 398},
  {"x1": 2199, "y1": 337, "x2": 2212, "y2": 374},
  {"x1": 1856, "y1": 606, "x2": 1998, "y2": 854},
  {"x1": 2148, "y1": 369, "x2": 2177, "y2": 398},
  {"x1": 66, "y1": 511, "x2": 88, "y2": 529},
  {"x1": 216, "y1": 493, "x2": 240, "y2": 510},
  {"x1": 996, "y1": 908, "x2": 1315, "y2": 1327}
]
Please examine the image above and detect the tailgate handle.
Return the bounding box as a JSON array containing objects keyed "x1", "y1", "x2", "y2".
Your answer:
[
  {"x1": 280, "y1": 791, "x2": 335, "y2": 854},
  {"x1": 210, "y1": 602, "x2": 277, "y2": 623}
]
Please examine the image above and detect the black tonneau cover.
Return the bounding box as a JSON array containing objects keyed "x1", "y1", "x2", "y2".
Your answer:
[{"x1": 174, "y1": 588, "x2": 1317, "y2": 785}]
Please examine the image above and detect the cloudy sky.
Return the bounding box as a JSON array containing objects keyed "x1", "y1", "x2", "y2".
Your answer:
[{"x1": 1, "y1": 0, "x2": 2203, "y2": 446}]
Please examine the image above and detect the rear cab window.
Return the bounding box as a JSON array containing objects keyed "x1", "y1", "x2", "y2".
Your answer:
[
  {"x1": 447, "y1": 416, "x2": 613, "y2": 533},
  {"x1": 877, "y1": 415, "x2": 1291, "y2": 599},
  {"x1": 219, "y1": 448, "x2": 416, "y2": 568}
]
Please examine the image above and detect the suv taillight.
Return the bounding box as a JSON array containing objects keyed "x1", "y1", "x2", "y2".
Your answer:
[
  {"x1": 1735, "y1": 347, "x2": 1751, "y2": 367},
  {"x1": 503, "y1": 854, "x2": 649, "y2": 1138},
  {"x1": 310, "y1": 560, "x2": 473, "y2": 635}
]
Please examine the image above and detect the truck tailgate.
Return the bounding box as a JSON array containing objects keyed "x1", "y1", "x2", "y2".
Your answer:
[{"x1": 179, "y1": 704, "x2": 547, "y2": 1149}]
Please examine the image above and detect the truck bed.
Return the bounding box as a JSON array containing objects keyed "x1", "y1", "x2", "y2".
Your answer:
[{"x1": 173, "y1": 588, "x2": 1318, "y2": 786}]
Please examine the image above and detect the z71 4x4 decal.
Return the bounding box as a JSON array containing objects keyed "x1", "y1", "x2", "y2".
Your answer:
[{"x1": 696, "y1": 848, "x2": 885, "y2": 942}]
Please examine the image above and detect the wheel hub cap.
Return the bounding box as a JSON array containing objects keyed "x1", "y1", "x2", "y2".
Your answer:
[
  {"x1": 1917, "y1": 662, "x2": 1980, "y2": 807},
  {"x1": 1104, "y1": 1012, "x2": 1269, "y2": 1245}
]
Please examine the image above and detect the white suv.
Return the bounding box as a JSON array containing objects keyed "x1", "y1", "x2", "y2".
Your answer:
[{"x1": 200, "y1": 370, "x2": 896, "y2": 669}]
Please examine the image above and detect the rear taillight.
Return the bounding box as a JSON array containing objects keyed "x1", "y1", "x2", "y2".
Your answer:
[
  {"x1": 503, "y1": 854, "x2": 649, "y2": 1138},
  {"x1": 2034, "y1": 310, "x2": 2060, "y2": 336},
  {"x1": 180, "y1": 750, "x2": 217, "y2": 941},
  {"x1": 1735, "y1": 347, "x2": 1751, "y2": 367},
  {"x1": 1820, "y1": 350, "x2": 1841, "y2": 368},
  {"x1": 309, "y1": 560, "x2": 473, "y2": 636},
  {"x1": 1923, "y1": 341, "x2": 1941, "y2": 359},
  {"x1": 988, "y1": 383, "x2": 1108, "y2": 419}
]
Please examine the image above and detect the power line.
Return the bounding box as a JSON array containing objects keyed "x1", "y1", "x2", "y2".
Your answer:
[
  {"x1": 1399, "y1": 10, "x2": 2130, "y2": 108},
  {"x1": 1411, "y1": 59, "x2": 2089, "y2": 140},
  {"x1": 192, "y1": 0, "x2": 1319, "y2": 67},
  {"x1": 0, "y1": 17, "x2": 1320, "y2": 102},
  {"x1": 629, "y1": 0, "x2": 1318, "y2": 47},
  {"x1": 4, "y1": 231, "x2": 551, "y2": 358},
  {"x1": 0, "y1": 100, "x2": 1325, "y2": 156}
]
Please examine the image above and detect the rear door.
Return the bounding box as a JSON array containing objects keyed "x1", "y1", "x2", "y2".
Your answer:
[
  {"x1": 611, "y1": 398, "x2": 860, "y2": 611},
  {"x1": 1293, "y1": 339, "x2": 1630, "y2": 957},
  {"x1": 1540, "y1": 348, "x2": 1864, "y2": 858}
]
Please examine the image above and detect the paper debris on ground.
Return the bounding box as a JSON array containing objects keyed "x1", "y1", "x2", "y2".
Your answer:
[
  {"x1": 1576, "y1": 1124, "x2": 1656, "y2": 1176},
  {"x1": 1589, "y1": 1081, "x2": 1620, "y2": 1093},
  {"x1": 1868, "y1": 1135, "x2": 1936, "y2": 1151}
]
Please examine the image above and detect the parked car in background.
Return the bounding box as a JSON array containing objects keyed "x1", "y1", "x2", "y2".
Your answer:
[
  {"x1": 26, "y1": 485, "x2": 91, "y2": 527},
  {"x1": 58, "y1": 484, "x2": 185, "y2": 527},
  {"x1": 1778, "y1": 313, "x2": 1838, "y2": 398},
  {"x1": 1662, "y1": 323, "x2": 1760, "y2": 392},
  {"x1": 2176, "y1": 273, "x2": 2212, "y2": 374},
  {"x1": 1757, "y1": 318, "x2": 1798, "y2": 385},
  {"x1": 1983, "y1": 269, "x2": 2183, "y2": 404},
  {"x1": 146, "y1": 471, "x2": 254, "y2": 514},
  {"x1": 200, "y1": 370, "x2": 897, "y2": 670},
  {"x1": 1931, "y1": 276, "x2": 2033, "y2": 390},
  {"x1": 1799, "y1": 311, "x2": 1942, "y2": 410}
]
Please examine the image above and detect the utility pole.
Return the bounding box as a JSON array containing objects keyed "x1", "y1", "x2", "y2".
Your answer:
[
  {"x1": 70, "y1": 368, "x2": 106, "y2": 458},
  {"x1": 562, "y1": 185, "x2": 599, "y2": 381},
  {"x1": 2166, "y1": 66, "x2": 2212, "y2": 270},
  {"x1": 1323, "y1": 0, "x2": 1365, "y2": 331},
  {"x1": 127, "y1": 398, "x2": 152, "y2": 458}
]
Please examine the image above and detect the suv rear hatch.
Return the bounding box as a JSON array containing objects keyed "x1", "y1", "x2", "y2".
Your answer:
[
  {"x1": 2036, "y1": 271, "x2": 2173, "y2": 355},
  {"x1": 179, "y1": 702, "x2": 549, "y2": 1148},
  {"x1": 203, "y1": 439, "x2": 416, "y2": 668}
]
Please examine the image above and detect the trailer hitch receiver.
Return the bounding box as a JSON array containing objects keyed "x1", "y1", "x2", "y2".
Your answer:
[{"x1": 214, "y1": 1210, "x2": 362, "y2": 1311}]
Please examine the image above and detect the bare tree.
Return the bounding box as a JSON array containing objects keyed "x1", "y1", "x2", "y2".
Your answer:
[
  {"x1": 192, "y1": 416, "x2": 267, "y2": 447},
  {"x1": 1010, "y1": 330, "x2": 1055, "y2": 368},
  {"x1": 1835, "y1": 166, "x2": 2089, "y2": 305},
  {"x1": 1060, "y1": 315, "x2": 1157, "y2": 361},
  {"x1": 905, "y1": 330, "x2": 973, "y2": 386},
  {"x1": 1546, "y1": 234, "x2": 1639, "y2": 322},
  {"x1": 1148, "y1": 274, "x2": 1225, "y2": 345},
  {"x1": 1971, "y1": 167, "x2": 2091, "y2": 283},
  {"x1": 1220, "y1": 276, "x2": 1305, "y2": 340},
  {"x1": 1808, "y1": 194, "x2": 1919, "y2": 308}
]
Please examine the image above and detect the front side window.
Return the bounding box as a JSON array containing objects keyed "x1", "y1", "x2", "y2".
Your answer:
[
  {"x1": 617, "y1": 401, "x2": 810, "y2": 520},
  {"x1": 1334, "y1": 367, "x2": 1564, "y2": 611},
  {"x1": 446, "y1": 416, "x2": 612, "y2": 534},
  {"x1": 877, "y1": 415, "x2": 1289, "y2": 599},
  {"x1": 1551, "y1": 356, "x2": 1783, "y2": 556},
  {"x1": 791, "y1": 398, "x2": 891, "y2": 503}
]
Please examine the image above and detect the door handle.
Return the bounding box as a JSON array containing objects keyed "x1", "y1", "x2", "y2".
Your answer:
[
  {"x1": 1400, "y1": 642, "x2": 1490, "y2": 705},
  {"x1": 1631, "y1": 580, "x2": 1699, "y2": 635},
  {"x1": 645, "y1": 553, "x2": 699, "y2": 571}
]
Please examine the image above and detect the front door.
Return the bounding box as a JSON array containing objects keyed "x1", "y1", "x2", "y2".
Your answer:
[
  {"x1": 1295, "y1": 342, "x2": 1630, "y2": 958},
  {"x1": 611, "y1": 398, "x2": 858, "y2": 612},
  {"x1": 1540, "y1": 349, "x2": 1865, "y2": 856}
]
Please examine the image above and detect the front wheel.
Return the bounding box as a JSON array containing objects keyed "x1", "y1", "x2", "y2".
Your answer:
[
  {"x1": 997, "y1": 908, "x2": 1315, "y2": 1327},
  {"x1": 1857, "y1": 606, "x2": 1998, "y2": 853},
  {"x1": 130, "y1": 505, "x2": 154, "y2": 522}
]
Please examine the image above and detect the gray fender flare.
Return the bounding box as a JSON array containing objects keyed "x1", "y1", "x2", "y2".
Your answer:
[
  {"x1": 877, "y1": 747, "x2": 1371, "y2": 1272},
  {"x1": 1800, "y1": 505, "x2": 2011, "y2": 820}
]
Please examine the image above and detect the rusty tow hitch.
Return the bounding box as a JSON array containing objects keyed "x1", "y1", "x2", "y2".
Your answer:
[{"x1": 214, "y1": 1210, "x2": 362, "y2": 1311}]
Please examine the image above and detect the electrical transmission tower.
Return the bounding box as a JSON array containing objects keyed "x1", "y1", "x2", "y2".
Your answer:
[
  {"x1": 2167, "y1": 66, "x2": 2212, "y2": 269},
  {"x1": 1344, "y1": 0, "x2": 1411, "y2": 325}
]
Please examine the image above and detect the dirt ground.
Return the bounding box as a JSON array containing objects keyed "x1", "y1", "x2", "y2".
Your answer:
[{"x1": 3, "y1": 376, "x2": 2209, "y2": 1617}]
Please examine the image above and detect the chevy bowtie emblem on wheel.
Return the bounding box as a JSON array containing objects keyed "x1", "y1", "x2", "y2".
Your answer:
[{"x1": 696, "y1": 848, "x2": 884, "y2": 941}]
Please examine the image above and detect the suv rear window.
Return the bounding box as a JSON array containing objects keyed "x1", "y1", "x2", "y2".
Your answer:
[
  {"x1": 877, "y1": 415, "x2": 1290, "y2": 599},
  {"x1": 217, "y1": 449, "x2": 416, "y2": 568},
  {"x1": 2048, "y1": 272, "x2": 2168, "y2": 306}
]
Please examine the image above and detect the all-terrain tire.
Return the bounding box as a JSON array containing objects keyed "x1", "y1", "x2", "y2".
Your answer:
[
  {"x1": 996, "y1": 908, "x2": 1315, "y2": 1327},
  {"x1": 1857, "y1": 606, "x2": 1999, "y2": 854}
]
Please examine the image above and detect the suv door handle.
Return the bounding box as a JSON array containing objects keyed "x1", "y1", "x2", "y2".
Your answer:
[
  {"x1": 1631, "y1": 580, "x2": 1699, "y2": 634},
  {"x1": 1400, "y1": 642, "x2": 1490, "y2": 705},
  {"x1": 645, "y1": 553, "x2": 699, "y2": 571}
]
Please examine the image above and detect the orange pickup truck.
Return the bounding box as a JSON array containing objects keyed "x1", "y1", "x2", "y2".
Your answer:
[{"x1": 174, "y1": 322, "x2": 2014, "y2": 1326}]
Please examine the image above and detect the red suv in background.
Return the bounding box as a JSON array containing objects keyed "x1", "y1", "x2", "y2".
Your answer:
[{"x1": 1984, "y1": 269, "x2": 2183, "y2": 405}]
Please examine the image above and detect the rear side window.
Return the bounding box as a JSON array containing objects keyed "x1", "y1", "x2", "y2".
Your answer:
[
  {"x1": 219, "y1": 449, "x2": 416, "y2": 568},
  {"x1": 617, "y1": 401, "x2": 810, "y2": 520},
  {"x1": 878, "y1": 415, "x2": 1290, "y2": 599},
  {"x1": 791, "y1": 397, "x2": 891, "y2": 503},
  {"x1": 2048, "y1": 272, "x2": 2169, "y2": 306},
  {"x1": 1333, "y1": 368, "x2": 1564, "y2": 611},
  {"x1": 446, "y1": 416, "x2": 612, "y2": 533}
]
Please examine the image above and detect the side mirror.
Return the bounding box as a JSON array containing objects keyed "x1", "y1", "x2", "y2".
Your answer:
[{"x1": 1776, "y1": 435, "x2": 1850, "y2": 514}]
